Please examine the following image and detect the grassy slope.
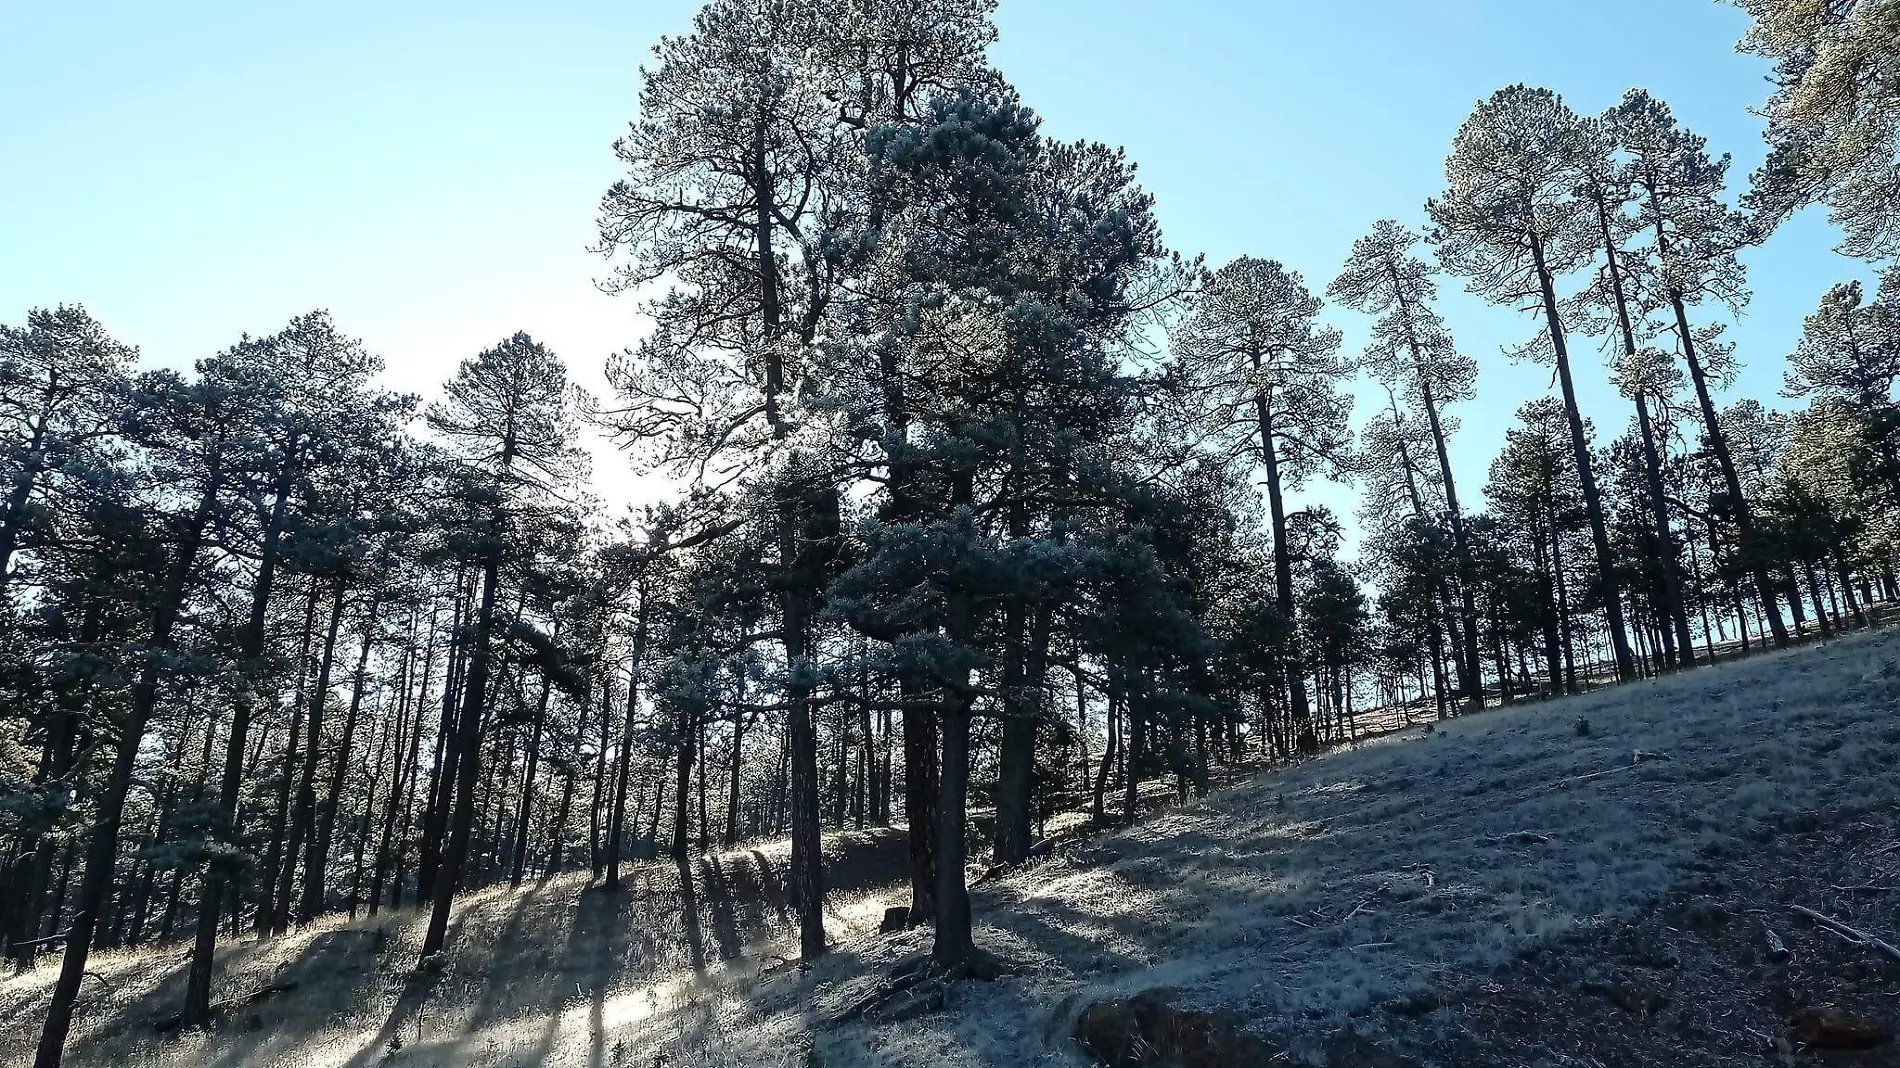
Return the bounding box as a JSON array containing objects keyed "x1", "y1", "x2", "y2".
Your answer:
[{"x1": 8, "y1": 627, "x2": 1899, "y2": 1067}]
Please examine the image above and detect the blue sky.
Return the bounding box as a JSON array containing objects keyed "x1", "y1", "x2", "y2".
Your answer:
[{"x1": 0, "y1": 1, "x2": 1880, "y2": 541}]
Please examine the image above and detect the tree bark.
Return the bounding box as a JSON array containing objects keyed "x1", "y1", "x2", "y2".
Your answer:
[
  {"x1": 930, "y1": 700, "x2": 974, "y2": 968},
  {"x1": 901, "y1": 683, "x2": 938, "y2": 923}
]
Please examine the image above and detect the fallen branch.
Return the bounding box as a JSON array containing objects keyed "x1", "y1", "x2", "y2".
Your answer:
[
  {"x1": 1790, "y1": 904, "x2": 1900, "y2": 963},
  {"x1": 10, "y1": 931, "x2": 69, "y2": 951},
  {"x1": 1488, "y1": 831, "x2": 1552, "y2": 845},
  {"x1": 1333, "y1": 894, "x2": 1379, "y2": 922},
  {"x1": 1541, "y1": 766, "x2": 1633, "y2": 792},
  {"x1": 1541, "y1": 748, "x2": 1677, "y2": 794}
]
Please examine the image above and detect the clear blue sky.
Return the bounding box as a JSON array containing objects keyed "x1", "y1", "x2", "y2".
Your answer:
[{"x1": 0, "y1": 1, "x2": 1879, "y2": 540}]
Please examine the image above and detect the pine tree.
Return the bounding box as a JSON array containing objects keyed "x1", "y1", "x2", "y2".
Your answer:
[
  {"x1": 596, "y1": 0, "x2": 861, "y2": 960},
  {"x1": 0, "y1": 306, "x2": 135, "y2": 594},
  {"x1": 417, "y1": 333, "x2": 581, "y2": 963},
  {"x1": 1485, "y1": 398, "x2": 1590, "y2": 694},
  {"x1": 1568, "y1": 115, "x2": 1697, "y2": 667},
  {"x1": 1330, "y1": 220, "x2": 1483, "y2": 703},
  {"x1": 1784, "y1": 273, "x2": 1900, "y2": 510},
  {"x1": 1612, "y1": 89, "x2": 1790, "y2": 649},
  {"x1": 1170, "y1": 257, "x2": 1348, "y2": 741},
  {"x1": 1736, "y1": 0, "x2": 1900, "y2": 260},
  {"x1": 35, "y1": 364, "x2": 246, "y2": 1068},
  {"x1": 180, "y1": 313, "x2": 406, "y2": 1024},
  {"x1": 1428, "y1": 85, "x2": 1638, "y2": 682}
]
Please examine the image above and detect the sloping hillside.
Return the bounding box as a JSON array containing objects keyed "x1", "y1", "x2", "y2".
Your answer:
[{"x1": 9, "y1": 628, "x2": 1900, "y2": 1068}]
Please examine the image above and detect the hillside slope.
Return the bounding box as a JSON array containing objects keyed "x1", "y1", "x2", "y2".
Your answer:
[{"x1": 9, "y1": 628, "x2": 1900, "y2": 1067}]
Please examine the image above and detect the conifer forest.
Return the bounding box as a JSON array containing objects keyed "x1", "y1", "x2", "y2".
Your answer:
[{"x1": 6, "y1": 2, "x2": 1900, "y2": 1066}]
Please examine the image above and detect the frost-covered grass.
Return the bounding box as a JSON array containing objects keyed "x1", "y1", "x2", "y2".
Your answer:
[
  {"x1": 0, "y1": 829, "x2": 906, "y2": 1068},
  {"x1": 9, "y1": 627, "x2": 1900, "y2": 1068}
]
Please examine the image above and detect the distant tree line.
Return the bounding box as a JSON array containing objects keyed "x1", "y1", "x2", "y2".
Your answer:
[{"x1": 7, "y1": 1, "x2": 1896, "y2": 1065}]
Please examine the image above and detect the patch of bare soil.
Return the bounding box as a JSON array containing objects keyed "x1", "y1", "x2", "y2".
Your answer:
[{"x1": 1380, "y1": 805, "x2": 1900, "y2": 1067}]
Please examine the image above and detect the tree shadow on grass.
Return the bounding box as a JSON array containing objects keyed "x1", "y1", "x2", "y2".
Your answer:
[
  {"x1": 196, "y1": 918, "x2": 444, "y2": 1068},
  {"x1": 462, "y1": 879, "x2": 554, "y2": 1031},
  {"x1": 498, "y1": 876, "x2": 638, "y2": 1068}
]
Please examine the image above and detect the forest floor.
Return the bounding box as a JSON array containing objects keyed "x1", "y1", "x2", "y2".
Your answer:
[{"x1": 7, "y1": 626, "x2": 1900, "y2": 1068}]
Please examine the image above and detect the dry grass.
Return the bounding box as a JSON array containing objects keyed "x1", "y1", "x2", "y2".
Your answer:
[{"x1": 10, "y1": 627, "x2": 1900, "y2": 1067}]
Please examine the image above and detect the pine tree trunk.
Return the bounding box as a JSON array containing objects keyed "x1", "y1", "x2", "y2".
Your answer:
[
  {"x1": 416, "y1": 583, "x2": 469, "y2": 907},
  {"x1": 1838, "y1": 555, "x2": 1866, "y2": 627},
  {"x1": 281, "y1": 579, "x2": 346, "y2": 932},
  {"x1": 257, "y1": 580, "x2": 320, "y2": 935},
  {"x1": 376, "y1": 607, "x2": 437, "y2": 913},
  {"x1": 902, "y1": 682, "x2": 939, "y2": 924},
  {"x1": 589, "y1": 673, "x2": 611, "y2": 878},
  {"x1": 347, "y1": 713, "x2": 388, "y2": 920},
  {"x1": 1419, "y1": 378, "x2": 1482, "y2": 703},
  {"x1": 304, "y1": 593, "x2": 381, "y2": 924},
  {"x1": 992, "y1": 599, "x2": 1035, "y2": 866},
  {"x1": 931, "y1": 698, "x2": 974, "y2": 969},
  {"x1": 1253, "y1": 386, "x2": 1314, "y2": 737},
  {"x1": 604, "y1": 595, "x2": 649, "y2": 891},
  {"x1": 782, "y1": 580, "x2": 825, "y2": 960},
  {"x1": 671, "y1": 693, "x2": 695, "y2": 862},
  {"x1": 509, "y1": 673, "x2": 551, "y2": 886},
  {"x1": 1588, "y1": 189, "x2": 1695, "y2": 669},
  {"x1": 1121, "y1": 676, "x2": 1145, "y2": 824},
  {"x1": 724, "y1": 704, "x2": 746, "y2": 849},
  {"x1": 1781, "y1": 569, "x2": 1807, "y2": 635},
  {"x1": 182, "y1": 463, "x2": 295, "y2": 1024},
  {"x1": 547, "y1": 769, "x2": 575, "y2": 877},
  {"x1": 877, "y1": 704, "x2": 893, "y2": 826},
  {"x1": 1648, "y1": 207, "x2": 1789, "y2": 649},
  {"x1": 1805, "y1": 564, "x2": 1834, "y2": 637},
  {"x1": 1528, "y1": 233, "x2": 1635, "y2": 682},
  {"x1": 1635, "y1": 392, "x2": 1696, "y2": 666},
  {"x1": 1091, "y1": 693, "x2": 1117, "y2": 823},
  {"x1": 419, "y1": 551, "x2": 499, "y2": 961}
]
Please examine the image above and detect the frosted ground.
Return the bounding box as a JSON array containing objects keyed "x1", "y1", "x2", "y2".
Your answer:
[{"x1": 7, "y1": 626, "x2": 1898, "y2": 1067}]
